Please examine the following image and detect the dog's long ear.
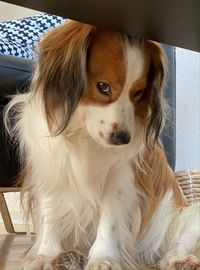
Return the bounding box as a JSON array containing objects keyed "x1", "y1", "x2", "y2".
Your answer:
[
  {"x1": 144, "y1": 41, "x2": 167, "y2": 147},
  {"x1": 35, "y1": 21, "x2": 96, "y2": 134}
]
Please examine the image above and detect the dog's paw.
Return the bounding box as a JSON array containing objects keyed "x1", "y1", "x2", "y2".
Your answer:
[
  {"x1": 174, "y1": 255, "x2": 200, "y2": 270},
  {"x1": 85, "y1": 258, "x2": 121, "y2": 270},
  {"x1": 52, "y1": 250, "x2": 88, "y2": 269},
  {"x1": 159, "y1": 255, "x2": 200, "y2": 270},
  {"x1": 21, "y1": 255, "x2": 53, "y2": 270}
]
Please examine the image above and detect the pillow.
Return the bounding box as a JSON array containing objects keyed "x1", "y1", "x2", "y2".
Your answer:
[{"x1": 0, "y1": 13, "x2": 65, "y2": 60}]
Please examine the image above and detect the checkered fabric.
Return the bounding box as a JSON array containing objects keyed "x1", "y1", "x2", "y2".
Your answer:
[{"x1": 0, "y1": 13, "x2": 65, "y2": 60}]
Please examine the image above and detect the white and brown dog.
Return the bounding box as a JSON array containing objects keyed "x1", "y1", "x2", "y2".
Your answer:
[{"x1": 5, "y1": 21, "x2": 200, "y2": 270}]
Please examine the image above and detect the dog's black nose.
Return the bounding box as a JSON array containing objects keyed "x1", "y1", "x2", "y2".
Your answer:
[{"x1": 111, "y1": 130, "x2": 131, "y2": 145}]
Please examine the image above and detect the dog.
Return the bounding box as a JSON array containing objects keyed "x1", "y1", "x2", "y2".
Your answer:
[{"x1": 5, "y1": 21, "x2": 200, "y2": 270}]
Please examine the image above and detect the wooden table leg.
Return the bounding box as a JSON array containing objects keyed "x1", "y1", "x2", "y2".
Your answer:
[{"x1": 0, "y1": 193, "x2": 15, "y2": 233}]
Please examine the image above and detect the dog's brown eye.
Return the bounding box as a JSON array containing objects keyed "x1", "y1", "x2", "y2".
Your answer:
[
  {"x1": 134, "y1": 89, "x2": 144, "y2": 99},
  {"x1": 96, "y1": 82, "x2": 111, "y2": 97}
]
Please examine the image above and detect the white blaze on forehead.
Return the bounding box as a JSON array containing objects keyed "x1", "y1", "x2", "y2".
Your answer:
[{"x1": 123, "y1": 43, "x2": 145, "y2": 92}]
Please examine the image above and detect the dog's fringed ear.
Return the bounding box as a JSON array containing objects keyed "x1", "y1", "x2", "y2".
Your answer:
[
  {"x1": 35, "y1": 21, "x2": 96, "y2": 134},
  {"x1": 144, "y1": 41, "x2": 167, "y2": 147}
]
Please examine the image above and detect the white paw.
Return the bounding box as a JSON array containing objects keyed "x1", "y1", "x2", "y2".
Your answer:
[
  {"x1": 85, "y1": 258, "x2": 121, "y2": 270},
  {"x1": 21, "y1": 255, "x2": 53, "y2": 270},
  {"x1": 160, "y1": 255, "x2": 200, "y2": 270}
]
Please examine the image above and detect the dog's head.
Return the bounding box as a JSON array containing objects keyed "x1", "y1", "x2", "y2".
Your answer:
[{"x1": 35, "y1": 21, "x2": 167, "y2": 148}]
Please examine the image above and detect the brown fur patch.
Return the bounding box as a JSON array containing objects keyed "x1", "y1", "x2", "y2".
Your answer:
[
  {"x1": 82, "y1": 31, "x2": 126, "y2": 105},
  {"x1": 36, "y1": 21, "x2": 96, "y2": 134},
  {"x1": 142, "y1": 41, "x2": 167, "y2": 146},
  {"x1": 128, "y1": 40, "x2": 167, "y2": 147},
  {"x1": 133, "y1": 143, "x2": 187, "y2": 233},
  {"x1": 129, "y1": 77, "x2": 148, "y2": 124},
  {"x1": 112, "y1": 122, "x2": 119, "y2": 131}
]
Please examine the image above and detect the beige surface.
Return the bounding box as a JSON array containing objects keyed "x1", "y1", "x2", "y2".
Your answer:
[
  {"x1": 0, "y1": 1, "x2": 41, "y2": 21},
  {"x1": 0, "y1": 234, "x2": 35, "y2": 270},
  {"x1": 0, "y1": 224, "x2": 151, "y2": 270},
  {"x1": 0, "y1": 224, "x2": 199, "y2": 270},
  {"x1": 0, "y1": 224, "x2": 35, "y2": 270}
]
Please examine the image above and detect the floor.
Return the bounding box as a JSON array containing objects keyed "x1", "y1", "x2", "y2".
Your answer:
[
  {"x1": 0, "y1": 224, "x2": 200, "y2": 270},
  {"x1": 0, "y1": 224, "x2": 35, "y2": 270},
  {"x1": 0, "y1": 223, "x2": 152, "y2": 270}
]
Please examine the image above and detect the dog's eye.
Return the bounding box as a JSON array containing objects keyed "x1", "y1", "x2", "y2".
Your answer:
[
  {"x1": 96, "y1": 82, "x2": 111, "y2": 97},
  {"x1": 134, "y1": 89, "x2": 144, "y2": 99}
]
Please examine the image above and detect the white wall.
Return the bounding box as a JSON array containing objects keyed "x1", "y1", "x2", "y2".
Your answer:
[
  {"x1": 176, "y1": 48, "x2": 200, "y2": 171},
  {"x1": 0, "y1": 1, "x2": 41, "y2": 21}
]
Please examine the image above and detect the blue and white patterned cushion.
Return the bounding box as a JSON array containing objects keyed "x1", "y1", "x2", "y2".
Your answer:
[{"x1": 0, "y1": 13, "x2": 66, "y2": 60}]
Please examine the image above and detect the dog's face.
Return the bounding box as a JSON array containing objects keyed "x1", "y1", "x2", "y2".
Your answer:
[
  {"x1": 36, "y1": 21, "x2": 166, "y2": 148},
  {"x1": 81, "y1": 32, "x2": 146, "y2": 147}
]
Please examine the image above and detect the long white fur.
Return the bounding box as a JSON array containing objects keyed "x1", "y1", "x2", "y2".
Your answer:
[{"x1": 4, "y1": 37, "x2": 200, "y2": 270}]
